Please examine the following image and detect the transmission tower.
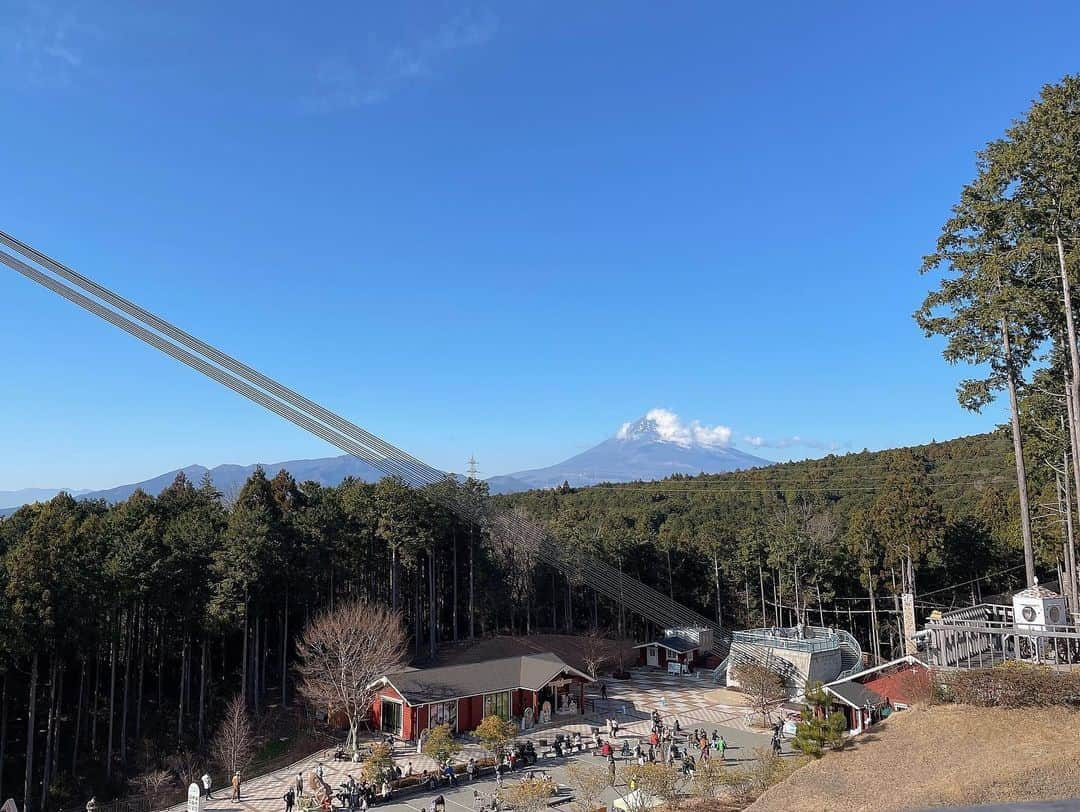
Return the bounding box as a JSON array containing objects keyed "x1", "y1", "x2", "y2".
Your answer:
[{"x1": 467, "y1": 455, "x2": 479, "y2": 480}]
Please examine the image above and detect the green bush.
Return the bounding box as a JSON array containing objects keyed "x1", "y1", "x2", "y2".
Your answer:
[{"x1": 792, "y1": 682, "x2": 847, "y2": 757}]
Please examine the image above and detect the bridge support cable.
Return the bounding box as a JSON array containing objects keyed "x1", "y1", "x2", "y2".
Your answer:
[{"x1": 1, "y1": 232, "x2": 767, "y2": 664}]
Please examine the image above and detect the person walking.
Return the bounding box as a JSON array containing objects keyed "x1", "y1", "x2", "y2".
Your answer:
[
  {"x1": 283, "y1": 788, "x2": 295, "y2": 812},
  {"x1": 231, "y1": 772, "x2": 241, "y2": 802},
  {"x1": 202, "y1": 773, "x2": 213, "y2": 800},
  {"x1": 607, "y1": 753, "x2": 616, "y2": 786},
  {"x1": 600, "y1": 682, "x2": 607, "y2": 701},
  {"x1": 295, "y1": 772, "x2": 304, "y2": 798},
  {"x1": 718, "y1": 735, "x2": 727, "y2": 761}
]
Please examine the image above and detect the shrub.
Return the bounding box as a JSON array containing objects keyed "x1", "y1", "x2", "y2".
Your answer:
[
  {"x1": 621, "y1": 762, "x2": 681, "y2": 810},
  {"x1": 497, "y1": 777, "x2": 555, "y2": 812},
  {"x1": 474, "y1": 714, "x2": 518, "y2": 758},
  {"x1": 934, "y1": 662, "x2": 1080, "y2": 708},
  {"x1": 565, "y1": 763, "x2": 610, "y2": 811},
  {"x1": 422, "y1": 723, "x2": 461, "y2": 765},
  {"x1": 362, "y1": 742, "x2": 394, "y2": 784}
]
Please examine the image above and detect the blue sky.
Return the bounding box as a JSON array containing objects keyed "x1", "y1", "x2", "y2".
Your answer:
[{"x1": 2, "y1": 1, "x2": 1078, "y2": 491}]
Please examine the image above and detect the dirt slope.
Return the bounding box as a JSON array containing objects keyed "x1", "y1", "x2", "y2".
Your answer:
[{"x1": 748, "y1": 705, "x2": 1080, "y2": 811}]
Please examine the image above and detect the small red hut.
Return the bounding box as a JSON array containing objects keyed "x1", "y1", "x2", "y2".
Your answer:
[{"x1": 369, "y1": 652, "x2": 593, "y2": 741}]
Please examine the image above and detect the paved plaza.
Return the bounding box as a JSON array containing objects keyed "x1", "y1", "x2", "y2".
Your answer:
[{"x1": 177, "y1": 669, "x2": 779, "y2": 812}]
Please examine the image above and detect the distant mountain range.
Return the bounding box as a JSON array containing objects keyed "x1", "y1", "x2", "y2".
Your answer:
[
  {"x1": 0, "y1": 456, "x2": 387, "y2": 515},
  {"x1": 0, "y1": 487, "x2": 92, "y2": 508},
  {"x1": 0, "y1": 411, "x2": 773, "y2": 512}
]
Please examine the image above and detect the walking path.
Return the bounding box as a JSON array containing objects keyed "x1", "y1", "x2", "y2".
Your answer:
[{"x1": 166, "y1": 668, "x2": 770, "y2": 812}]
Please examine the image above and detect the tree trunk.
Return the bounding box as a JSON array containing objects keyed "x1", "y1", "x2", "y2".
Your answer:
[
  {"x1": 178, "y1": 636, "x2": 188, "y2": 742},
  {"x1": 1065, "y1": 380, "x2": 1080, "y2": 604},
  {"x1": 550, "y1": 570, "x2": 557, "y2": 631},
  {"x1": 41, "y1": 660, "x2": 59, "y2": 808},
  {"x1": 452, "y1": 528, "x2": 459, "y2": 643},
  {"x1": 90, "y1": 653, "x2": 100, "y2": 756},
  {"x1": 713, "y1": 554, "x2": 722, "y2": 625},
  {"x1": 106, "y1": 611, "x2": 118, "y2": 779},
  {"x1": 666, "y1": 549, "x2": 674, "y2": 601},
  {"x1": 120, "y1": 609, "x2": 133, "y2": 767},
  {"x1": 1056, "y1": 234, "x2": 1080, "y2": 575},
  {"x1": 1000, "y1": 320, "x2": 1036, "y2": 586},
  {"x1": 0, "y1": 673, "x2": 6, "y2": 799},
  {"x1": 391, "y1": 546, "x2": 400, "y2": 612},
  {"x1": 157, "y1": 615, "x2": 166, "y2": 712},
  {"x1": 1059, "y1": 464, "x2": 1079, "y2": 612},
  {"x1": 254, "y1": 616, "x2": 262, "y2": 713},
  {"x1": 72, "y1": 659, "x2": 85, "y2": 777},
  {"x1": 428, "y1": 550, "x2": 437, "y2": 660},
  {"x1": 867, "y1": 566, "x2": 881, "y2": 666},
  {"x1": 281, "y1": 585, "x2": 289, "y2": 708},
  {"x1": 135, "y1": 604, "x2": 146, "y2": 741},
  {"x1": 468, "y1": 529, "x2": 475, "y2": 639},
  {"x1": 24, "y1": 652, "x2": 39, "y2": 812},
  {"x1": 758, "y1": 567, "x2": 768, "y2": 627},
  {"x1": 241, "y1": 601, "x2": 249, "y2": 706},
  {"x1": 414, "y1": 577, "x2": 421, "y2": 659},
  {"x1": 198, "y1": 638, "x2": 208, "y2": 746}
]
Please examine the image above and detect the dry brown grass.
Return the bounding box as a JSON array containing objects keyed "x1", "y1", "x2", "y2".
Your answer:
[{"x1": 746, "y1": 704, "x2": 1080, "y2": 811}]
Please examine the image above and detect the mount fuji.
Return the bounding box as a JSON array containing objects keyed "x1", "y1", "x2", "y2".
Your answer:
[{"x1": 487, "y1": 409, "x2": 771, "y2": 493}]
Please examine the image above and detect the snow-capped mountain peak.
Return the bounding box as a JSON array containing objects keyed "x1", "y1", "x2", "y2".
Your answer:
[{"x1": 615, "y1": 408, "x2": 732, "y2": 449}]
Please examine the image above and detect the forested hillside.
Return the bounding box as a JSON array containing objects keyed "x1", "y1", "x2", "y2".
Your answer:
[
  {"x1": 501, "y1": 430, "x2": 1044, "y2": 646},
  {"x1": 0, "y1": 429, "x2": 1037, "y2": 812}
]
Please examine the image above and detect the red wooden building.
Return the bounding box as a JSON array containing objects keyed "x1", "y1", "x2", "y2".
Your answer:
[
  {"x1": 634, "y1": 630, "x2": 706, "y2": 671},
  {"x1": 369, "y1": 652, "x2": 593, "y2": 741},
  {"x1": 823, "y1": 655, "x2": 929, "y2": 735}
]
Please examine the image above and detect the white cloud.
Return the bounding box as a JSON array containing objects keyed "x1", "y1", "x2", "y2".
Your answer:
[
  {"x1": 618, "y1": 408, "x2": 733, "y2": 448},
  {"x1": 1, "y1": 3, "x2": 101, "y2": 89},
  {"x1": 302, "y1": 11, "x2": 497, "y2": 112}
]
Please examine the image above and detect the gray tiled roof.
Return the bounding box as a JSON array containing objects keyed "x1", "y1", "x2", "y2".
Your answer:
[
  {"x1": 381, "y1": 652, "x2": 592, "y2": 706},
  {"x1": 825, "y1": 680, "x2": 883, "y2": 709},
  {"x1": 635, "y1": 635, "x2": 698, "y2": 653}
]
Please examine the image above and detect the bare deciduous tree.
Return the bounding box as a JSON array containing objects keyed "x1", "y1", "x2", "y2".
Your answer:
[
  {"x1": 129, "y1": 769, "x2": 175, "y2": 807},
  {"x1": 211, "y1": 695, "x2": 255, "y2": 777},
  {"x1": 581, "y1": 626, "x2": 612, "y2": 679},
  {"x1": 295, "y1": 599, "x2": 406, "y2": 750},
  {"x1": 166, "y1": 749, "x2": 205, "y2": 790},
  {"x1": 731, "y1": 662, "x2": 787, "y2": 728}
]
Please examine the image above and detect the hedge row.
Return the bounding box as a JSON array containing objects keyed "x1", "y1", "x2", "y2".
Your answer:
[{"x1": 934, "y1": 662, "x2": 1080, "y2": 708}]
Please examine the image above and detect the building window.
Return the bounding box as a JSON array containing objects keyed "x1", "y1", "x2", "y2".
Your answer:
[
  {"x1": 483, "y1": 691, "x2": 511, "y2": 721},
  {"x1": 381, "y1": 699, "x2": 403, "y2": 736},
  {"x1": 429, "y1": 700, "x2": 458, "y2": 731}
]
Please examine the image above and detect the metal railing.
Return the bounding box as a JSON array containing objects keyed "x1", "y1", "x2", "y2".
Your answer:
[{"x1": 731, "y1": 626, "x2": 843, "y2": 654}]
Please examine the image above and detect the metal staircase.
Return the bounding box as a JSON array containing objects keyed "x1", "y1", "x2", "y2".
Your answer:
[{"x1": 834, "y1": 628, "x2": 864, "y2": 679}]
